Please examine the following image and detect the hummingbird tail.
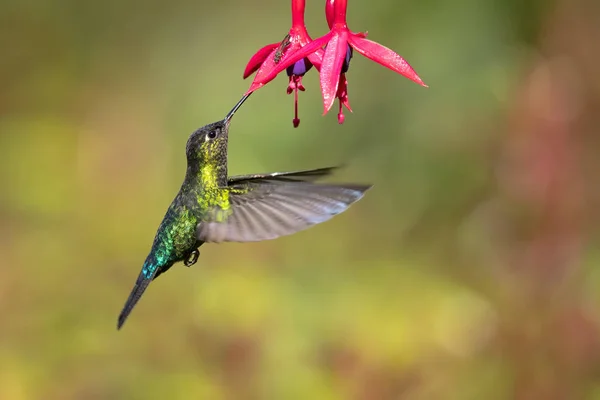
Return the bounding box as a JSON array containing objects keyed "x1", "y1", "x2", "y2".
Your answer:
[{"x1": 117, "y1": 270, "x2": 153, "y2": 330}]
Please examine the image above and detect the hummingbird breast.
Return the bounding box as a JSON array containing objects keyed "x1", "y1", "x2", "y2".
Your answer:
[{"x1": 151, "y1": 205, "x2": 200, "y2": 269}]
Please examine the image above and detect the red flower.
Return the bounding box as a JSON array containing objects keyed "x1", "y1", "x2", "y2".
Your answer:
[
  {"x1": 243, "y1": 0, "x2": 324, "y2": 127},
  {"x1": 244, "y1": 0, "x2": 427, "y2": 125},
  {"x1": 317, "y1": 0, "x2": 427, "y2": 123}
]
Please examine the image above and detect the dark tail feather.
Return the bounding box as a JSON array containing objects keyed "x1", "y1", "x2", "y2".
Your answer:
[{"x1": 117, "y1": 271, "x2": 153, "y2": 330}]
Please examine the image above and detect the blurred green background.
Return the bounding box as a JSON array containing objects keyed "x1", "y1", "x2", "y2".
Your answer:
[{"x1": 2, "y1": 0, "x2": 600, "y2": 398}]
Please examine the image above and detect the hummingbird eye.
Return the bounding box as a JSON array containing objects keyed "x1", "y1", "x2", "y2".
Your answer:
[{"x1": 207, "y1": 130, "x2": 218, "y2": 140}]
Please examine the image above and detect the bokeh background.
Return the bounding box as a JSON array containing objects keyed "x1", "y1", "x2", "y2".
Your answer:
[{"x1": 2, "y1": 0, "x2": 600, "y2": 398}]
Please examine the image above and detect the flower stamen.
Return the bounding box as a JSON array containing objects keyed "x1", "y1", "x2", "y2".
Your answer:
[{"x1": 286, "y1": 58, "x2": 312, "y2": 127}]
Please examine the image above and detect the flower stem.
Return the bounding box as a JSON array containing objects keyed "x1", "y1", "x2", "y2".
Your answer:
[
  {"x1": 291, "y1": 0, "x2": 306, "y2": 28},
  {"x1": 325, "y1": 0, "x2": 335, "y2": 28},
  {"x1": 332, "y1": 0, "x2": 347, "y2": 26}
]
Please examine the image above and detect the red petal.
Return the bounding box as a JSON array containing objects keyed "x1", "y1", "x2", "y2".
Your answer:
[
  {"x1": 348, "y1": 35, "x2": 427, "y2": 87},
  {"x1": 339, "y1": 74, "x2": 352, "y2": 113},
  {"x1": 245, "y1": 46, "x2": 281, "y2": 93},
  {"x1": 307, "y1": 50, "x2": 324, "y2": 70},
  {"x1": 294, "y1": 25, "x2": 323, "y2": 69},
  {"x1": 243, "y1": 43, "x2": 279, "y2": 79},
  {"x1": 247, "y1": 34, "x2": 331, "y2": 93},
  {"x1": 319, "y1": 30, "x2": 348, "y2": 114},
  {"x1": 342, "y1": 99, "x2": 352, "y2": 112}
]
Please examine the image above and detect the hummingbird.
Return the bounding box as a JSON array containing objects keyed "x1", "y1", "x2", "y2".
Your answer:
[{"x1": 117, "y1": 94, "x2": 371, "y2": 329}]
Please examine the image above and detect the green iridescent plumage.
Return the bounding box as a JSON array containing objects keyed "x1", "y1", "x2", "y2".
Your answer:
[{"x1": 117, "y1": 96, "x2": 372, "y2": 329}]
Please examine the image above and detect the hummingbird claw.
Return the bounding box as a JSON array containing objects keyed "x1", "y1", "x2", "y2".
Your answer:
[{"x1": 184, "y1": 249, "x2": 200, "y2": 267}]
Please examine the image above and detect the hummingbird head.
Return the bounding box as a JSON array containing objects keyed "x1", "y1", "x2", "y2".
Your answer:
[
  {"x1": 185, "y1": 120, "x2": 229, "y2": 166},
  {"x1": 185, "y1": 93, "x2": 251, "y2": 167}
]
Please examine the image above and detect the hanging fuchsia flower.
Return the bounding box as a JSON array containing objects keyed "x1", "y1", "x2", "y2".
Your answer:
[
  {"x1": 318, "y1": 0, "x2": 427, "y2": 123},
  {"x1": 243, "y1": 0, "x2": 324, "y2": 127},
  {"x1": 244, "y1": 0, "x2": 427, "y2": 125}
]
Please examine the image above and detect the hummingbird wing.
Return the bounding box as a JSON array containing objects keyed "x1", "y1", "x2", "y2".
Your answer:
[
  {"x1": 196, "y1": 168, "x2": 371, "y2": 243},
  {"x1": 226, "y1": 166, "x2": 339, "y2": 183}
]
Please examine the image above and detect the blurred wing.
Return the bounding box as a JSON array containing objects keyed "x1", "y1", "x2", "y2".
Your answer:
[
  {"x1": 227, "y1": 166, "x2": 339, "y2": 184},
  {"x1": 197, "y1": 169, "x2": 370, "y2": 243}
]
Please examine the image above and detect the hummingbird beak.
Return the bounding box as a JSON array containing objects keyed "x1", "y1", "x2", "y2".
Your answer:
[{"x1": 224, "y1": 93, "x2": 252, "y2": 126}]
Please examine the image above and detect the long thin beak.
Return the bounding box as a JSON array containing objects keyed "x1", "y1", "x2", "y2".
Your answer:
[{"x1": 224, "y1": 93, "x2": 252, "y2": 125}]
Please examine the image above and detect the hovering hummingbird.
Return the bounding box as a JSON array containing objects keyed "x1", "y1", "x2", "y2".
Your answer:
[{"x1": 117, "y1": 94, "x2": 371, "y2": 329}]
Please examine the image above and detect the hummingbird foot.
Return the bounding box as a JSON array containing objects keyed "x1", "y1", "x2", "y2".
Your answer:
[{"x1": 184, "y1": 249, "x2": 200, "y2": 267}]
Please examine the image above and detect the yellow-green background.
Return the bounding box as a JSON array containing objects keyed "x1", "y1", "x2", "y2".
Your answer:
[{"x1": 2, "y1": 0, "x2": 600, "y2": 399}]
